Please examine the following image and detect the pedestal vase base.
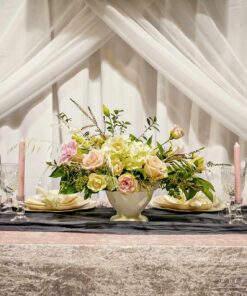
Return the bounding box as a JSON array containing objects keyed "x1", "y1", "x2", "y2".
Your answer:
[{"x1": 110, "y1": 214, "x2": 148, "y2": 222}]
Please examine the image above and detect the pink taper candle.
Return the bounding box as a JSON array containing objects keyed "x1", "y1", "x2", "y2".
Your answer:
[
  {"x1": 18, "y1": 139, "x2": 25, "y2": 201},
  {"x1": 234, "y1": 142, "x2": 241, "y2": 204}
]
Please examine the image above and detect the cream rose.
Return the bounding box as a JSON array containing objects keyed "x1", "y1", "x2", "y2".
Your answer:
[
  {"x1": 87, "y1": 173, "x2": 107, "y2": 192},
  {"x1": 108, "y1": 156, "x2": 124, "y2": 176},
  {"x1": 81, "y1": 149, "x2": 104, "y2": 170},
  {"x1": 102, "y1": 136, "x2": 129, "y2": 156},
  {"x1": 144, "y1": 156, "x2": 168, "y2": 180},
  {"x1": 118, "y1": 174, "x2": 139, "y2": 194}
]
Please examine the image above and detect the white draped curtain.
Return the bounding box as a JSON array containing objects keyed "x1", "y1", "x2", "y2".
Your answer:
[{"x1": 0, "y1": 0, "x2": 247, "y2": 194}]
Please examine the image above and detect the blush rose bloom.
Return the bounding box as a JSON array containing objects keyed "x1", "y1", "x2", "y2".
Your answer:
[
  {"x1": 118, "y1": 174, "x2": 139, "y2": 194},
  {"x1": 144, "y1": 156, "x2": 168, "y2": 181},
  {"x1": 87, "y1": 173, "x2": 107, "y2": 192},
  {"x1": 81, "y1": 149, "x2": 104, "y2": 170},
  {"x1": 59, "y1": 140, "x2": 77, "y2": 163},
  {"x1": 170, "y1": 125, "x2": 184, "y2": 140}
]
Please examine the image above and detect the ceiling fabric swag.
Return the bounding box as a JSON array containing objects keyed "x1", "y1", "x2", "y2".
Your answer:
[
  {"x1": 0, "y1": 3, "x2": 113, "y2": 121},
  {"x1": 85, "y1": 0, "x2": 247, "y2": 141}
]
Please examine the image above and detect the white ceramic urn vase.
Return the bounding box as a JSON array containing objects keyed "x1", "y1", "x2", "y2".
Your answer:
[{"x1": 106, "y1": 190, "x2": 153, "y2": 222}]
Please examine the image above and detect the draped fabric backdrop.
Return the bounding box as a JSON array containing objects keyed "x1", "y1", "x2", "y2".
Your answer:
[{"x1": 0, "y1": 0, "x2": 246, "y2": 196}]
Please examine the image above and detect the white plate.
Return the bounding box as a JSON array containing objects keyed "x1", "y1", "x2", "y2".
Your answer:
[
  {"x1": 151, "y1": 201, "x2": 226, "y2": 213},
  {"x1": 25, "y1": 201, "x2": 95, "y2": 212}
]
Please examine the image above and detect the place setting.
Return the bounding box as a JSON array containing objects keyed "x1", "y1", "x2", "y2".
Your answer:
[{"x1": 0, "y1": 141, "x2": 96, "y2": 224}]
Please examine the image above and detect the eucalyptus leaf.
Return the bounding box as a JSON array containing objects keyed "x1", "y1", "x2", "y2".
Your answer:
[
  {"x1": 147, "y1": 136, "x2": 152, "y2": 146},
  {"x1": 201, "y1": 188, "x2": 214, "y2": 202},
  {"x1": 157, "y1": 142, "x2": 164, "y2": 158},
  {"x1": 184, "y1": 189, "x2": 198, "y2": 200},
  {"x1": 50, "y1": 166, "x2": 65, "y2": 178}
]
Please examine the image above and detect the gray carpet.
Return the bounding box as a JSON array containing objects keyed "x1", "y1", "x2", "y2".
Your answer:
[{"x1": 0, "y1": 244, "x2": 247, "y2": 296}]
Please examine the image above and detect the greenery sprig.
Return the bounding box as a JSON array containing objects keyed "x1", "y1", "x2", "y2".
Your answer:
[
  {"x1": 57, "y1": 112, "x2": 72, "y2": 130},
  {"x1": 70, "y1": 98, "x2": 104, "y2": 137},
  {"x1": 103, "y1": 105, "x2": 130, "y2": 135},
  {"x1": 139, "y1": 116, "x2": 159, "y2": 140},
  {"x1": 162, "y1": 159, "x2": 214, "y2": 201}
]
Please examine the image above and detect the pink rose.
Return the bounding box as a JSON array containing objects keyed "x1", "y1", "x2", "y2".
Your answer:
[
  {"x1": 118, "y1": 174, "x2": 139, "y2": 194},
  {"x1": 144, "y1": 156, "x2": 167, "y2": 181},
  {"x1": 59, "y1": 140, "x2": 77, "y2": 163},
  {"x1": 81, "y1": 149, "x2": 104, "y2": 170}
]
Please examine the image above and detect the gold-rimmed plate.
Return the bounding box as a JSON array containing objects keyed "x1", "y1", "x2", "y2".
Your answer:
[
  {"x1": 151, "y1": 195, "x2": 226, "y2": 213},
  {"x1": 25, "y1": 201, "x2": 95, "y2": 212},
  {"x1": 24, "y1": 194, "x2": 95, "y2": 212},
  {"x1": 151, "y1": 201, "x2": 226, "y2": 213}
]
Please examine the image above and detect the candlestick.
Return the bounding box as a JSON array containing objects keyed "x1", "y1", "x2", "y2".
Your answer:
[
  {"x1": 18, "y1": 139, "x2": 25, "y2": 201},
  {"x1": 234, "y1": 142, "x2": 241, "y2": 204}
]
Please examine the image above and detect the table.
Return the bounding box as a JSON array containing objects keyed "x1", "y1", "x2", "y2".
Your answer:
[{"x1": 1, "y1": 208, "x2": 247, "y2": 295}]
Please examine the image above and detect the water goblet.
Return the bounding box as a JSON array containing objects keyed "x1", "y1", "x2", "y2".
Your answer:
[
  {"x1": 230, "y1": 159, "x2": 247, "y2": 225},
  {"x1": 11, "y1": 195, "x2": 29, "y2": 222},
  {"x1": 221, "y1": 161, "x2": 246, "y2": 223},
  {"x1": 230, "y1": 196, "x2": 247, "y2": 225},
  {"x1": 0, "y1": 163, "x2": 18, "y2": 214}
]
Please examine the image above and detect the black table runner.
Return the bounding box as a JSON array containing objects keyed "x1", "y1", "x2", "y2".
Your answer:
[{"x1": 1, "y1": 207, "x2": 247, "y2": 234}]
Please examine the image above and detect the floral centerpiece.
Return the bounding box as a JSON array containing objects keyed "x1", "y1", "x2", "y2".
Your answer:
[{"x1": 48, "y1": 99, "x2": 214, "y2": 221}]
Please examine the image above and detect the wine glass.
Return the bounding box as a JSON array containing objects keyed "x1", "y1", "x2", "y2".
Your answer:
[
  {"x1": 11, "y1": 175, "x2": 30, "y2": 222},
  {"x1": 221, "y1": 161, "x2": 246, "y2": 223},
  {"x1": 11, "y1": 195, "x2": 29, "y2": 222},
  {"x1": 230, "y1": 159, "x2": 247, "y2": 225},
  {"x1": 0, "y1": 163, "x2": 18, "y2": 214}
]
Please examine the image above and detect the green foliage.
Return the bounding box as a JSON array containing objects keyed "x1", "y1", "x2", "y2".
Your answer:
[
  {"x1": 57, "y1": 113, "x2": 72, "y2": 129},
  {"x1": 162, "y1": 159, "x2": 215, "y2": 201},
  {"x1": 59, "y1": 182, "x2": 78, "y2": 194},
  {"x1": 75, "y1": 176, "x2": 89, "y2": 192},
  {"x1": 50, "y1": 166, "x2": 65, "y2": 178},
  {"x1": 50, "y1": 163, "x2": 90, "y2": 195},
  {"x1": 156, "y1": 142, "x2": 165, "y2": 160},
  {"x1": 147, "y1": 136, "x2": 152, "y2": 146},
  {"x1": 129, "y1": 134, "x2": 141, "y2": 142},
  {"x1": 103, "y1": 106, "x2": 131, "y2": 135},
  {"x1": 139, "y1": 116, "x2": 159, "y2": 141},
  {"x1": 193, "y1": 177, "x2": 214, "y2": 201},
  {"x1": 105, "y1": 175, "x2": 118, "y2": 191},
  {"x1": 84, "y1": 186, "x2": 93, "y2": 199}
]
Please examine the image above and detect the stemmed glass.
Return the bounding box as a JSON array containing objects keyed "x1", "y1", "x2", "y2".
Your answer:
[
  {"x1": 0, "y1": 163, "x2": 18, "y2": 213},
  {"x1": 221, "y1": 161, "x2": 246, "y2": 224},
  {"x1": 11, "y1": 196, "x2": 29, "y2": 222}
]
